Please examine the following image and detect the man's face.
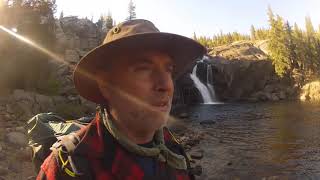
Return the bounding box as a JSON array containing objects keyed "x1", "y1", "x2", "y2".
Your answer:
[{"x1": 97, "y1": 50, "x2": 174, "y2": 132}]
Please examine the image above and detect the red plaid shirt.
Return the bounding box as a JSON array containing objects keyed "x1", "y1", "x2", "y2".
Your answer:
[{"x1": 37, "y1": 112, "x2": 193, "y2": 180}]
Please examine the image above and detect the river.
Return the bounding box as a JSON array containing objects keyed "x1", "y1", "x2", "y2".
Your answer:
[{"x1": 173, "y1": 101, "x2": 320, "y2": 179}]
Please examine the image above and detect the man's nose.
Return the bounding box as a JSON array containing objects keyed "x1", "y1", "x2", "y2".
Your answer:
[{"x1": 152, "y1": 69, "x2": 173, "y2": 93}]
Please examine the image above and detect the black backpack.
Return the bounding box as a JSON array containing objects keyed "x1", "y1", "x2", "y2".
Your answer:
[{"x1": 26, "y1": 112, "x2": 93, "y2": 173}]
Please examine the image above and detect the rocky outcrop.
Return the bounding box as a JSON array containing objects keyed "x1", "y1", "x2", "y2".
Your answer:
[
  {"x1": 0, "y1": 89, "x2": 95, "y2": 180},
  {"x1": 300, "y1": 80, "x2": 320, "y2": 102},
  {"x1": 55, "y1": 16, "x2": 100, "y2": 52},
  {"x1": 52, "y1": 16, "x2": 103, "y2": 96},
  {"x1": 208, "y1": 56, "x2": 276, "y2": 101},
  {"x1": 209, "y1": 41, "x2": 268, "y2": 61},
  {"x1": 174, "y1": 41, "x2": 298, "y2": 103},
  {"x1": 0, "y1": 89, "x2": 95, "y2": 122}
]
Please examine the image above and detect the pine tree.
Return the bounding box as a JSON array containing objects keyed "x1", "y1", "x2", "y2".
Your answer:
[
  {"x1": 192, "y1": 32, "x2": 197, "y2": 40},
  {"x1": 267, "y1": 7, "x2": 291, "y2": 77},
  {"x1": 304, "y1": 16, "x2": 318, "y2": 71},
  {"x1": 126, "y1": 0, "x2": 136, "y2": 21},
  {"x1": 250, "y1": 25, "x2": 256, "y2": 40},
  {"x1": 105, "y1": 11, "x2": 114, "y2": 32},
  {"x1": 284, "y1": 21, "x2": 298, "y2": 69},
  {"x1": 59, "y1": 11, "x2": 63, "y2": 19}
]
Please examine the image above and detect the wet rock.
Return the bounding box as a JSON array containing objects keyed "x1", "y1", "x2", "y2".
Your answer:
[
  {"x1": 5, "y1": 131, "x2": 28, "y2": 147},
  {"x1": 199, "y1": 120, "x2": 216, "y2": 125},
  {"x1": 178, "y1": 113, "x2": 189, "y2": 119}
]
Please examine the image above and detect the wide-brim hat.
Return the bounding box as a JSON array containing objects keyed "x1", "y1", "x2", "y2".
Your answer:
[{"x1": 73, "y1": 19, "x2": 206, "y2": 104}]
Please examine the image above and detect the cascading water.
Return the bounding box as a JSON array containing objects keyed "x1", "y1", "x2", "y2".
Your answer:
[{"x1": 190, "y1": 62, "x2": 217, "y2": 104}]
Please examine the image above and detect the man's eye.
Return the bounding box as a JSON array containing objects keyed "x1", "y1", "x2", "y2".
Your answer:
[
  {"x1": 134, "y1": 66, "x2": 151, "y2": 71},
  {"x1": 167, "y1": 66, "x2": 174, "y2": 73}
]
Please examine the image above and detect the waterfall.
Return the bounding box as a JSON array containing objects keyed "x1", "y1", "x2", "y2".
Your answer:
[
  {"x1": 190, "y1": 63, "x2": 217, "y2": 104},
  {"x1": 206, "y1": 64, "x2": 216, "y2": 101}
]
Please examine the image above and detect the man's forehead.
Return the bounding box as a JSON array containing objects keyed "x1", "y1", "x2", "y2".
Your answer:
[{"x1": 123, "y1": 51, "x2": 173, "y2": 65}]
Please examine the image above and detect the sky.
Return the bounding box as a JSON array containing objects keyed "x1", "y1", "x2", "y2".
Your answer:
[{"x1": 55, "y1": 0, "x2": 320, "y2": 38}]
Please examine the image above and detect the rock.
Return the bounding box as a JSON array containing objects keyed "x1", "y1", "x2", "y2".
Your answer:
[
  {"x1": 271, "y1": 93, "x2": 279, "y2": 101},
  {"x1": 15, "y1": 126, "x2": 26, "y2": 133},
  {"x1": 12, "y1": 89, "x2": 34, "y2": 102},
  {"x1": 27, "y1": 176, "x2": 36, "y2": 180},
  {"x1": 16, "y1": 101, "x2": 33, "y2": 118},
  {"x1": 8, "y1": 162, "x2": 19, "y2": 173},
  {"x1": 64, "y1": 49, "x2": 79, "y2": 63},
  {"x1": 190, "y1": 165, "x2": 202, "y2": 176},
  {"x1": 209, "y1": 41, "x2": 268, "y2": 61},
  {"x1": 264, "y1": 84, "x2": 276, "y2": 93},
  {"x1": 178, "y1": 113, "x2": 189, "y2": 119},
  {"x1": 300, "y1": 80, "x2": 320, "y2": 102},
  {"x1": 190, "y1": 150, "x2": 204, "y2": 160},
  {"x1": 199, "y1": 120, "x2": 216, "y2": 125},
  {"x1": 35, "y1": 94, "x2": 54, "y2": 112},
  {"x1": 52, "y1": 96, "x2": 66, "y2": 105},
  {"x1": 17, "y1": 147, "x2": 32, "y2": 161},
  {"x1": 6, "y1": 104, "x2": 15, "y2": 114},
  {"x1": 278, "y1": 91, "x2": 286, "y2": 100},
  {"x1": 5, "y1": 131, "x2": 28, "y2": 147},
  {"x1": 265, "y1": 92, "x2": 272, "y2": 101},
  {"x1": 0, "y1": 153, "x2": 5, "y2": 161},
  {"x1": 0, "y1": 166, "x2": 8, "y2": 176},
  {"x1": 0, "y1": 105, "x2": 5, "y2": 112}
]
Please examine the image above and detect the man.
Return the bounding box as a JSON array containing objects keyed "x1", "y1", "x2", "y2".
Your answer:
[{"x1": 37, "y1": 19, "x2": 206, "y2": 180}]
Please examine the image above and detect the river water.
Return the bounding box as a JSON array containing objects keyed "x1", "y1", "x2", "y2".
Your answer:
[{"x1": 173, "y1": 101, "x2": 320, "y2": 179}]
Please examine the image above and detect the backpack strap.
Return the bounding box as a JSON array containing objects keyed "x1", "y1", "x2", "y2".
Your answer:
[
  {"x1": 163, "y1": 127, "x2": 197, "y2": 180},
  {"x1": 51, "y1": 133, "x2": 91, "y2": 179}
]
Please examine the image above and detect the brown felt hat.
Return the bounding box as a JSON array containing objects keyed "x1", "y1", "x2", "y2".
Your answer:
[{"x1": 73, "y1": 19, "x2": 206, "y2": 104}]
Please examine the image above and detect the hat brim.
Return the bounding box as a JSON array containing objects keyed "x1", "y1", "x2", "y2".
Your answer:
[{"x1": 73, "y1": 32, "x2": 206, "y2": 104}]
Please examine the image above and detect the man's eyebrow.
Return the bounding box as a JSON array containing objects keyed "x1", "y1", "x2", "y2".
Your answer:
[{"x1": 131, "y1": 57, "x2": 153, "y2": 65}]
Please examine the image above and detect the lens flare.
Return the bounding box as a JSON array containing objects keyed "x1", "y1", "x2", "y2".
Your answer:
[
  {"x1": 0, "y1": 24, "x2": 181, "y2": 127},
  {"x1": 0, "y1": 25, "x2": 65, "y2": 64}
]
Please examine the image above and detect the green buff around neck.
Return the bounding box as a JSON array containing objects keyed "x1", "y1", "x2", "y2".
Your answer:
[{"x1": 100, "y1": 108, "x2": 187, "y2": 170}]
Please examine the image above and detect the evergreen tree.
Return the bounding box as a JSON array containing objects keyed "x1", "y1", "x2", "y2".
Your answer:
[
  {"x1": 59, "y1": 10, "x2": 63, "y2": 19},
  {"x1": 267, "y1": 7, "x2": 291, "y2": 77},
  {"x1": 105, "y1": 11, "x2": 114, "y2": 32},
  {"x1": 284, "y1": 21, "x2": 298, "y2": 69},
  {"x1": 250, "y1": 25, "x2": 256, "y2": 40},
  {"x1": 192, "y1": 32, "x2": 197, "y2": 40},
  {"x1": 126, "y1": 0, "x2": 136, "y2": 21}
]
